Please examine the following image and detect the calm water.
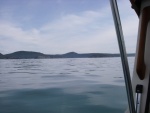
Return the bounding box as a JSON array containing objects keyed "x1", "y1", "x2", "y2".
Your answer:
[{"x1": 0, "y1": 57, "x2": 134, "y2": 113}]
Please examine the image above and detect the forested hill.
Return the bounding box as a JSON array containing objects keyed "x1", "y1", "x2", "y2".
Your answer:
[
  {"x1": 0, "y1": 51, "x2": 135, "y2": 59},
  {"x1": 0, "y1": 53, "x2": 5, "y2": 59}
]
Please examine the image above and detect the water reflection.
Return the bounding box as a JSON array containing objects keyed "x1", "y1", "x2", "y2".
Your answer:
[{"x1": 0, "y1": 84, "x2": 126, "y2": 113}]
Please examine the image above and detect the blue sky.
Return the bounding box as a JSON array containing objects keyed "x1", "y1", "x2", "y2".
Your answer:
[{"x1": 0, "y1": 0, "x2": 138, "y2": 54}]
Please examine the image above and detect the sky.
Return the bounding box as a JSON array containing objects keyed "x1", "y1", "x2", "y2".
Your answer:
[{"x1": 0, "y1": 0, "x2": 139, "y2": 54}]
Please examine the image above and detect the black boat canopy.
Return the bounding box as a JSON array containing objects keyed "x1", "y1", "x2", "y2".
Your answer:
[{"x1": 130, "y1": 0, "x2": 141, "y2": 16}]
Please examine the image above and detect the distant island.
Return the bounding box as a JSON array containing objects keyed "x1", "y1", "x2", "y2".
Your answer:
[{"x1": 0, "y1": 51, "x2": 135, "y2": 59}]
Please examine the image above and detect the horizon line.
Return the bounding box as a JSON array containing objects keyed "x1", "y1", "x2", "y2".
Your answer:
[{"x1": 1, "y1": 50, "x2": 135, "y2": 55}]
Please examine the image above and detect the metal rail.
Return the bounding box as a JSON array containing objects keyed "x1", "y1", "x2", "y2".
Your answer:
[{"x1": 109, "y1": 0, "x2": 136, "y2": 113}]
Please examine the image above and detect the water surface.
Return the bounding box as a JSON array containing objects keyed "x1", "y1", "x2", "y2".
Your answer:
[{"x1": 0, "y1": 57, "x2": 134, "y2": 113}]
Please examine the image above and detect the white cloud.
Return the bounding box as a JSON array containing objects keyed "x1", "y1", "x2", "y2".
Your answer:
[
  {"x1": 0, "y1": 1, "x2": 139, "y2": 54},
  {"x1": 117, "y1": 0, "x2": 139, "y2": 53}
]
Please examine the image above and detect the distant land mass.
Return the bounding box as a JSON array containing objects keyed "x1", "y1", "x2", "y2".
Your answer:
[
  {"x1": 0, "y1": 51, "x2": 135, "y2": 59},
  {"x1": 0, "y1": 53, "x2": 5, "y2": 59}
]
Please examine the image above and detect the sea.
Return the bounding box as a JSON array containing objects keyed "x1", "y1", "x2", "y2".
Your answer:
[{"x1": 0, "y1": 57, "x2": 134, "y2": 113}]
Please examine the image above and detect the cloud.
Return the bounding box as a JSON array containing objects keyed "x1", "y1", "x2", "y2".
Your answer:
[
  {"x1": 0, "y1": 1, "x2": 139, "y2": 54},
  {"x1": 117, "y1": 0, "x2": 139, "y2": 53}
]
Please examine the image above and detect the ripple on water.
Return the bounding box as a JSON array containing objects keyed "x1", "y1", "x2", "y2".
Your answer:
[
  {"x1": 114, "y1": 80, "x2": 124, "y2": 83},
  {"x1": 84, "y1": 74, "x2": 100, "y2": 77},
  {"x1": 7, "y1": 72, "x2": 38, "y2": 74},
  {"x1": 0, "y1": 58, "x2": 135, "y2": 113},
  {"x1": 41, "y1": 74, "x2": 72, "y2": 78}
]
